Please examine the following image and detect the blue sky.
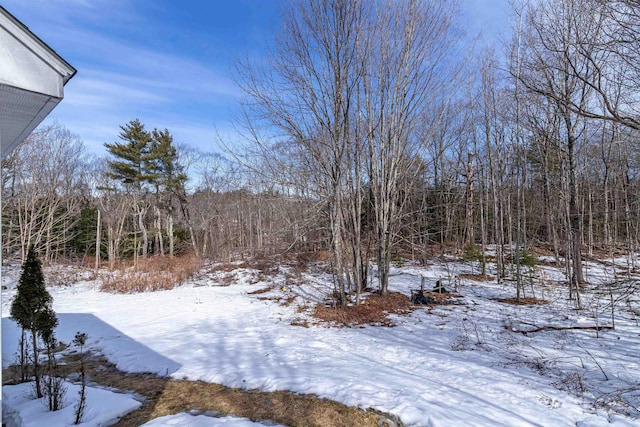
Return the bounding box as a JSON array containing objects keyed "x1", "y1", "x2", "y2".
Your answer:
[{"x1": 4, "y1": 0, "x2": 508, "y2": 156}]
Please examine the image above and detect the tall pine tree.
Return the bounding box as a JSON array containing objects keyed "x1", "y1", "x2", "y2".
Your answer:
[
  {"x1": 104, "y1": 120, "x2": 189, "y2": 259},
  {"x1": 104, "y1": 119, "x2": 154, "y2": 193},
  {"x1": 150, "y1": 128, "x2": 187, "y2": 206},
  {"x1": 148, "y1": 128, "x2": 188, "y2": 257},
  {"x1": 10, "y1": 246, "x2": 58, "y2": 397}
]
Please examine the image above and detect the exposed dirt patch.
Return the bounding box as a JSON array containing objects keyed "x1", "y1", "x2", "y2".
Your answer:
[
  {"x1": 419, "y1": 292, "x2": 462, "y2": 304},
  {"x1": 528, "y1": 245, "x2": 556, "y2": 257},
  {"x1": 312, "y1": 292, "x2": 415, "y2": 327},
  {"x1": 247, "y1": 286, "x2": 274, "y2": 295},
  {"x1": 257, "y1": 293, "x2": 296, "y2": 306},
  {"x1": 208, "y1": 261, "x2": 250, "y2": 273},
  {"x1": 536, "y1": 258, "x2": 563, "y2": 267},
  {"x1": 493, "y1": 297, "x2": 550, "y2": 305}
]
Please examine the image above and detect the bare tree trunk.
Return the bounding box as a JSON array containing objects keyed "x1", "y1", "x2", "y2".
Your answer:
[
  {"x1": 31, "y1": 329, "x2": 42, "y2": 398},
  {"x1": 464, "y1": 152, "x2": 475, "y2": 246},
  {"x1": 565, "y1": 114, "x2": 585, "y2": 287},
  {"x1": 95, "y1": 209, "x2": 101, "y2": 274},
  {"x1": 155, "y1": 206, "x2": 164, "y2": 256},
  {"x1": 168, "y1": 215, "x2": 174, "y2": 258},
  {"x1": 603, "y1": 169, "x2": 611, "y2": 248},
  {"x1": 108, "y1": 225, "x2": 115, "y2": 270},
  {"x1": 331, "y1": 192, "x2": 347, "y2": 306},
  {"x1": 136, "y1": 205, "x2": 148, "y2": 259},
  {"x1": 588, "y1": 190, "x2": 594, "y2": 257}
]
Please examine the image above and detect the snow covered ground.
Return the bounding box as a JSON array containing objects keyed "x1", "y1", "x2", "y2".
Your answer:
[
  {"x1": 2, "y1": 381, "x2": 141, "y2": 426},
  {"x1": 2, "y1": 257, "x2": 639, "y2": 426},
  {"x1": 139, "y1": 412, "x2": 285, "y2": 427}
]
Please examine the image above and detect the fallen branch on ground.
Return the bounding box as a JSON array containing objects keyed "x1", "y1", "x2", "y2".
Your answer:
[{"x1": 510, "y1": 325, "x2": 614, "y2": 334}]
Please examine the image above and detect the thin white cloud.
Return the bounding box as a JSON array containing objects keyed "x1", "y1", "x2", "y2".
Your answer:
[
  {"x1": 4, "y1": 0, "x2": 251, "y2": 156},
  {"x1": 5, "y1": 0, "x2": 239, "y2": 102},
  {"x1": 48, "y1": 25, "x2": 240, "y2": 99},
  {"x1": 3, "y1": 0, "x2": 141, "y2": 29},
  {"x1": 64, "y1": 75, "x2": 169, "y2": 108}
]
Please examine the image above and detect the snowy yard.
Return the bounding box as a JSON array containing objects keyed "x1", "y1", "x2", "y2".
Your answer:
[{"x1": 2, "y1": 257, "x2": 639, "y2": 426}]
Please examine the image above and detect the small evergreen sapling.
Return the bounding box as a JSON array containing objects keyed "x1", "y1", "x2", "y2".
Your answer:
[
  {"x1": 73, "y1": 332, "x2": 88, "y2": 424},
  {"x1": 10, "y1": 246, "x2": 58, "y2": 398}
]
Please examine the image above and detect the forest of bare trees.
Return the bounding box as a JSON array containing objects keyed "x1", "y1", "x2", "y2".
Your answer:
[{"x1": 2, "y1": 0, "x2": 640, "y2": 304}]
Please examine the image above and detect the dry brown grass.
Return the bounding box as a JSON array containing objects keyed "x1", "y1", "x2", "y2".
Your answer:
[
  {"x1": 146, "y1": 382, "x2": 392, "y2": 427},
  {"x1": 312, "y1": 292, "x2": 415, "y2": 327},
  {"x1": 209, "y1": 261, "x2": 250, "y2": 273},
  {"x1": 100, "y1": 254, "x2": 201, "y2": 293},
  {"x1": 493, "y1": 297, "x2": 549, "y2": 305},
  {"x1": 459, "y1": 273, "x2": 495, "y2": 282},
  {"x1": 283, "y1": 250, "x2": 333, "y2": 264},
  {"x1": 17, "y1": 353, "x2": 399, "y2": 427},
  {"x1": 290, "y1": 319, "x2": 311, "y2": 328}
]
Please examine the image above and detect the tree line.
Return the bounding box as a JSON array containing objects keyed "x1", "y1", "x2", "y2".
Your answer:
[{"x1": 2, "y1": 0, "x2": 639, "y2": 305}]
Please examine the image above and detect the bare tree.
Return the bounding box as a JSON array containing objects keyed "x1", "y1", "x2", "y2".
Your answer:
[
  {"x1": 515, "y1": 0, "x2": 602, "y2": 304},
  {"x1": 2, "y1": 124, "x2": 86, "y2": 262},
  {"x1": 562, "y1": 0, "x2": 640, "y2": 130},
  {"x1": 361, "y1": 0, "x2": 460, "y2": 295},
  {"x1": 235, "y1": 0, "x2": 369, "y2": 305},
  {"x1": 235, "y1": 0, "x2": 462, "y2": 300}
]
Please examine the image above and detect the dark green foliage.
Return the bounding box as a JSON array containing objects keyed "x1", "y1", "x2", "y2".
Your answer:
[
  {"x1": 10, "y1": 246, "x2": 58, "y2": 398},
  {"x1": 104, "y1": 119, "x2": 154, "y2": 192},
  {"x1": 173, "y1": 224, "x2": 188, "y2": 242},
  {"x1": 10, "y1": 246, "x2": 57, "y2": 337},
  {"x1": 105, "y1": 120, "x2": 187, "y2": 199},
  {"x1": 149, "y1": 128, "x2": 188, "y2": 210},
  {"x1": 15, "y1": 329, "x2": 30, "y2": 383},
  {"x1": 462, "y1": 244, "x2": 483, "y2": 262},
  {"x1": 519, "y1": 250, "x2": 537, "y2": 268},
  {"x1": 103, "y1": 120, "x2": 189, "y2": 260},
  {"x1": 68, "y1": 205, "x2": 102, "y2": 258}
]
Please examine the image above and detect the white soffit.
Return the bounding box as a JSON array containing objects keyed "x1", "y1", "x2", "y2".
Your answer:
[{"x1": 0, "y1": 6, "x2": 76, "y2": 159}]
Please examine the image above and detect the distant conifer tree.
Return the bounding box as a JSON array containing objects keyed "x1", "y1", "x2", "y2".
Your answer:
[
  {"x1": 150, "y1": 128, "x2": 188, "y2": 206},
  {"x1": 104, "y1": 118, "x2": 154, "y2": 192},
  {"x1": 105, "y1": 120, "x2": 187, "y2": 197}
]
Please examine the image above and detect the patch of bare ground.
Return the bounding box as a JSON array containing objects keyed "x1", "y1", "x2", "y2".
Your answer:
[
  {"x1": 421, "y1": 292, "x2": 461, "y2": 304},
  {"x1": 258, "y1": 294, "x2": 297, "y2": 307},
  {"x1": 208, "y1": 261, "x2": 250, "y2": 273},
  {"x1": 247, "y1": 286, "x2": 274, "y2": 295},
  {"x1": 312, "y1": 292, "x2": 415, "y2": 327},
  {"x1": 588, "y1": 245, "x2": 631, "y2": 259},
  {"x1": 209, "y1": 255, "x2": 313, "y2": 292},
  {"x1": 527, "y1": 244, "x2": 556, "y2": 257},
  {"x1": 536, "y1": 258, "x2": 562, "y2": 267},
  {"x1": 283, "y1": 250, "x2": 333, "y2": 264},
  {"x1": 459, "y1": 273, "x2": 494, "y2": 282},
  {"x1": 5, "y1": 353, "x2": 400, "y2": 427},
  {"x1": 493, "y1": 297, "x2": 549, "y2": 305}
]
